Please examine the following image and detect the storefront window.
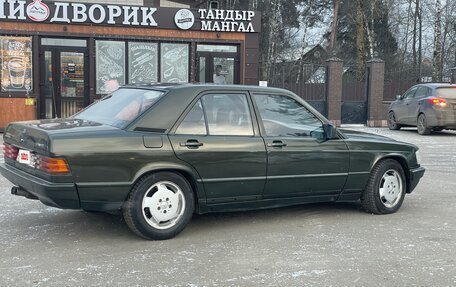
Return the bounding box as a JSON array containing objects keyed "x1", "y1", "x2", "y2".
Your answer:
[
  {"x1": 161, "y1": 43, "x2": 189, "y2": 83},
  {"x1": 128, "y1": 42, "x2": 158, "y2": 84},
  {"x1": 96, "y1": 40, "x2": 125, "y2": 94},
  {"x1": 0, "y1": 36, "x2": 33, "y2": 92}
]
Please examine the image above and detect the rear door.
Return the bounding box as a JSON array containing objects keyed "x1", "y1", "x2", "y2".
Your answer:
[
  {"x1": 408, "y1": 86, "x2": 430, "y2": 120},
  {"x1": 251, "y1": 93, "x2": 349, "y2": 200},
  {"x1": 169, "y1": 92, "x2": 267, "y2": 203}
]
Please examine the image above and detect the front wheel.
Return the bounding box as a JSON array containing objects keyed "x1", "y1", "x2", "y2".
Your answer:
[
  {"x1": 123, "y1": 172, "x2": 194, "y2": 240},
  {"x1": 387, "y1": 111, "x2": 401, "y2": 130},
  {"x1": 361, "y1": 159, "x2": 406, "y2": 214}
]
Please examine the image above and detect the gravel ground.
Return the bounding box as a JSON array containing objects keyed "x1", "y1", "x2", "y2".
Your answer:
[{"x1": 0, "y1": 127, "x2": 455, "y2": 287}]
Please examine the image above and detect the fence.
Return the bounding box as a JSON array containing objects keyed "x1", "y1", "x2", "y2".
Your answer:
[{"x1": 269, "y1": 64, "x2": 327, "y2": 116}]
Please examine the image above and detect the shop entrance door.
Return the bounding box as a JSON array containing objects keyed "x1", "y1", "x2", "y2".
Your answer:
[
  {"x1": 40, "y1": 46, "x2": 89, "y2": 119},
  {"x1": 197, "y1": 52, "x2": 240, "y2": 84}
]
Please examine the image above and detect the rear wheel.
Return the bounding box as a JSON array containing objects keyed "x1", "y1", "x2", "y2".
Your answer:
[
  {"x1": 417, "y1": 113, "x2": 431, "y2": 135},
  {"x1": 361, "y1": 159, "x2": 406, "y2": 214},
  {"x1": 387, "y1": 111, "x2": 401, "y2": 130},
  {"x1": 123, "y1": 172, "x2": 194, "y2": 240}
]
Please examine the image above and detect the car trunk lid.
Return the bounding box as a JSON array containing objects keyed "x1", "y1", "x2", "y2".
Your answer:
[{"x1": 3, "y1": 118, "x2": 117, "y2": 177}]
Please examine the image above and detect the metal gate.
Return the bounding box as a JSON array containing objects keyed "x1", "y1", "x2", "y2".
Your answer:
[{"x1": 341, "y1": 67, "x2": 369, "y2": 124}]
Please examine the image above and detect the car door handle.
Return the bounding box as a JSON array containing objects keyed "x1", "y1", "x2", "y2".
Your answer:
[
  {"x1": 180, "y1": 140, "x2": 203, "y2": 149},
  {"x1": 267, "y1": 140, "x2": 287, "y2": 148}
]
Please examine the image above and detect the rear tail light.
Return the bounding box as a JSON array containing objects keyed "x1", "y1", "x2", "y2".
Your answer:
[
  {"x1": 428, "y1": 97, "x2": 447, "y2": 108},
  {"x1": 36, "y1": 155, "x2": 71, "y2": 174},
  {"x1": 3, "y1": 144, "x2": 19, "y2": 160},
  {"x1": 3, "y1": 143, "x2": 70, "y2": 174}
]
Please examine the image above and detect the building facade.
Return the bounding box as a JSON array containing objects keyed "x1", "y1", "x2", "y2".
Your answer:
[{"x1": 0, "y1": 0, "x2": 260, "y2": 129}]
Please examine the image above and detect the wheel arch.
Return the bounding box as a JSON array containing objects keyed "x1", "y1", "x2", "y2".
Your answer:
[
  {"x1": 128, "y1": 163, "x2": 206, "y2": 213},
  {"x1": 372, "y1": 154, "x2": 411, "y2": 194}
]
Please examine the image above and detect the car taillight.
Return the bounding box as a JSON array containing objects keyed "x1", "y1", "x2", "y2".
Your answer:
[
  {"x1": 428, "y1": 97, "x2": 447, "y2": 108},
  {"x1": 3, "y1": 143, "x2": 19, "y2": 160},
  {"x1": 36, "y1": 155, "x2": 71, "y2": 174}
]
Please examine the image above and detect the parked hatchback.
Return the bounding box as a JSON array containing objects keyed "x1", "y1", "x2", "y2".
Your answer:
[
  {"x1": 1, "y1": 84, "x2": 425, "y2": 240},
  {"x1": 388, "y1": 83, "x2": 456, "y2": 135}
]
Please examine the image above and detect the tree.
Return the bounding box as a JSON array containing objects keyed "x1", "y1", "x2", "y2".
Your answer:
[{"x1": 432, "y1": 0, "x2": 442, "y2": 82}]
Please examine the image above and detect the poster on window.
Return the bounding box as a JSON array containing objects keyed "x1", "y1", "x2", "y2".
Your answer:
[
  {"x1": 1, "y1": 36, "x2": 33, "y2": 92},
  {"x1": 96, "y1": 41, "x2": 125, "y2": 94},
  {"x1": 161, "y1": 43, "x2": 189, "y2": 83},
  {"x1": 128, "y1": 42, "x2": 158, "y2": 84}
]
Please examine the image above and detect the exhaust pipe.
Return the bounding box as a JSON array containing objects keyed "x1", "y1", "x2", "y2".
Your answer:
[{"x1": 11, "y1": 186, "x2": 38, "y2": 200}]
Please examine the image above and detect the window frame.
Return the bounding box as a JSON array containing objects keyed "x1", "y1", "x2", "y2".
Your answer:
[
  {"x1": 403, "y1": 86, "x2": 418, "y2": 100},
  {"x1": 172, "y1": 90, "x2": 261, "y2": 137},
  {"x1": 251, "y1": 92, "x2": 326, "y2": 139},
  {"x1": 414, "y1": 86, "x2": 431, "y2": 99}
]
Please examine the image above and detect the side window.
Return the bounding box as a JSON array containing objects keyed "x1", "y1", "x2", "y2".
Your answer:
[
  {"x1": 403, "y1": 87, "x2": 417, "y2": 99},
  {"x1": 202, "y1": 94, "x2": 254, "y2": 136},
  {"x1": 253, "y1": 94, "x2": 323, "y2": 138},
  {"x1": 175, "y1": 100, "x2": 206, "y2": 135},
  {"x1": 414, "y1": 87, "x2": 429, "y2": 99}
]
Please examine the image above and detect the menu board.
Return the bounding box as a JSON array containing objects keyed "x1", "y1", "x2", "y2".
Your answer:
[
  {"x1": 96, "y1": 40, "x2": 125, "y2": 94},
  {"x1": 161, "y1": 43, "x2": 189, "y2": 83},
  {"x1": 1, "y1": 36, "x2": 33, "y2": 92},
  {"x1": 128, "y1": 42, "x2": 158, "y2": 84}
]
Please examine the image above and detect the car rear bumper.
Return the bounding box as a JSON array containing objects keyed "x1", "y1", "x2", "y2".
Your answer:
[
  {"x1": 408, "y1": 166, "x2": 425, "y2": 193},
  {"x1": 0, "y1": 163, "x2": 80, "y2": 209},
  {"x1": 426, "y1": 109, "x2": 456, "y2": 128}
]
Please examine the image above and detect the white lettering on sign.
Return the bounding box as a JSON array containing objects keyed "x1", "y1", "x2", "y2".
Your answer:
[
  {"x1": 7, "y1": 0, "x2": 26, "y2": 20},
  {"x1": 0, "y1": 0, "x2": 5, "y2": 18},
  {"x1": 197, "y1": 8, "x2": 256, "y2": 33},
  {"x1": 122, "y1": 6, "x2": 139, "y2": 26},
  {"x1": 51, "y1": 2, "x2": 69, "y2": 23},
  {"x1": 88, "y1": 4, "x2": 105, "y2": 24},
  {"x1": 141, "y1": 7, "x2": 157, "y2": 26},
  {"x1": 200, "y1": 20, "x2": 255, "y2": 33},
  {"x1": 107, "y1": 5, "x2": 121, "y2": 24},
  {"x1": 1, "y1": 2, "x2": 256, "y2": 33},
  {"x1": 72, "y1": 3, "x2": 87, "y2": 23}
]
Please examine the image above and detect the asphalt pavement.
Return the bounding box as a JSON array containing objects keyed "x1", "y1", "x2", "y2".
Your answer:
[{"x1": 0, "y1": 127, "x2": 455, "y2": 286}]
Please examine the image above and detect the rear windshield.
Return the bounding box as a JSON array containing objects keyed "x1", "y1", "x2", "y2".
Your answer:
[
  {"x1": 73, "y1": 88, "x2": 164, "y2": 128},
  {"x1": 436, "y1": 88, "x2": 456, "y2": 99}
]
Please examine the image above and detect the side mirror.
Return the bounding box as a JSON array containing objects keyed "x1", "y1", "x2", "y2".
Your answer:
[
  {"x1": 396, "y1": 95, "x2": 403, "y2": 100},
  {"x1": 323, "y1": 123, "x2": 337, "y2": 140}
]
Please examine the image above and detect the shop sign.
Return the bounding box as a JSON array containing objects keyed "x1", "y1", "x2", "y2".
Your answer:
[
  {"x1": 198, "y1": 9, "x2": 256, "y2": 32},
  {"x1": 0, "y1": 0, "x2": 260, "y2": 33}
]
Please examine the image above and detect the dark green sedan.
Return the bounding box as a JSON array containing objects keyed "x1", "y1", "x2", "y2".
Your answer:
[{"x1": 1, "y1": 84, "x2": 425, "y2": 240}]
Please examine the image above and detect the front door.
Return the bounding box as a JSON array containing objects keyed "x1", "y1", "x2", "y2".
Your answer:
[
  {"x1": 395, "y1": 86, "x2": 417, "y2": 125},
  {"x1": 197, "y1": 52, "x2": 239, "y2": 84},
  {"x1": 40, "y1": 47, "x2": 88, "y2": 119},
  {"x1": 252, "y1": 93, "x2": 350, "y2": 200}
]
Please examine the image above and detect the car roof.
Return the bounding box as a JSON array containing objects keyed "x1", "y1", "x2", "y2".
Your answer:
[
  {"x1": 119, "y1": 83, "x2": 293, "y2": 94},
  {"x1": 415, "y1": 83, "x2": 456, "y2": 89}
]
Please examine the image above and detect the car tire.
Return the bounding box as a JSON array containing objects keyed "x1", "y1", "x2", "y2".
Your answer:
[
  {"x1": 123, "y1": 172, "x2": 195, "y2": 240},
  {"x1": 387, "y1": 111, "x2": 401, "y2": 130},
  {"x1": 361, "y1": 159, "x2": 406, "y2": 215},
  {"x1": 417, "y1": 113, "x2": 431, "y2": 135}
]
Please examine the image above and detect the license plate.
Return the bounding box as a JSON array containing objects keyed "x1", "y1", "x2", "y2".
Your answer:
[{"x1": 17, "y1": 149, "x2": 32, "y2": 165}]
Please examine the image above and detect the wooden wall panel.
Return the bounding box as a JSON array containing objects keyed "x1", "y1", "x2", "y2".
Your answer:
[{"x1": 0, "y1": 98, "x2": 36, "y2": 130}]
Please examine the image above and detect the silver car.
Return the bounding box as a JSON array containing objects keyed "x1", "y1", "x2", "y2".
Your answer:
[{"x1": 388, "y1": 83, "x2": 456, "y2": 135}]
